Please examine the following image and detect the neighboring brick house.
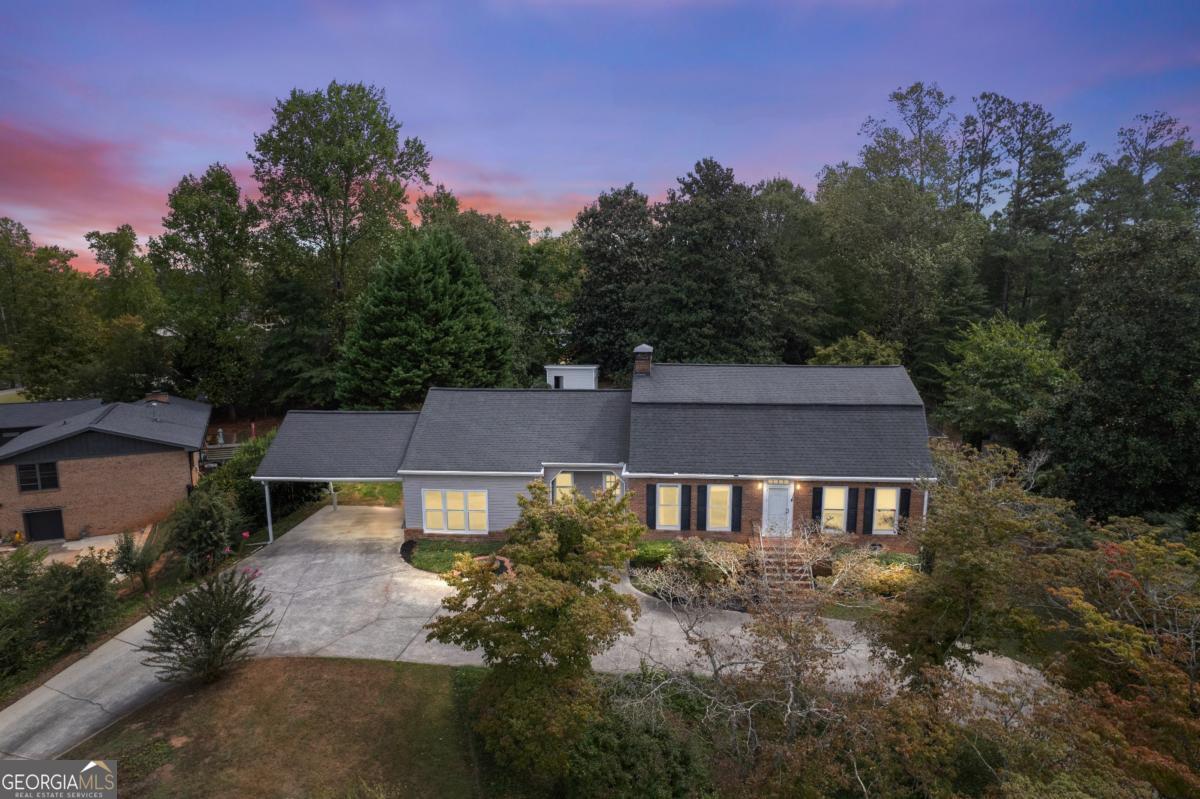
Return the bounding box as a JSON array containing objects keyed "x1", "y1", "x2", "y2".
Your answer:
[
  {"x1": 0, "y1": 394, "x2": 211, "y2": 542},
  {"x1": 254, "y1": 345, "x2": 933, "y2": 551}
]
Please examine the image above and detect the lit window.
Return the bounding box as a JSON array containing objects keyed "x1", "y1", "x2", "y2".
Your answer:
[
  {"x1": 707, "y1": 485, "x2": 732, "y2": 531},
  {"x1": 822, "y1": 487, "x2": 847, "y2": 532},
  {"x1": 467, "y1": 491, "x2": 488, "y2": 532},
  {"x1": 604, "y1": 473, "x2": 620, "y2": 494},
  {"x1": 423, "y1": 489, "x2": 444, "y2": 531},
  {"x1": 446, "y1": 490, "x2": 466, "y2": 530},
  {"x1": 874, "y1": 488, "x2": 898, "y2": 534},
  {"x1": 657, "y1": 484, "x2": 681, "y2": 530},
  {"x1": 423, "y1": 489, "x2": 488, "y2": 533},
  {"x1": 553, "y1": 471, "x2": 574, "y2": 502}
]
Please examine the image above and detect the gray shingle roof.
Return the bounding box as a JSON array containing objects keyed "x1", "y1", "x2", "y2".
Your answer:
[
  {"x1": 632, "y1": 363, "x2": 923, "y2": 406},
  {"x1": 0, "y1": 395, "x2": 211, "y2": 461},
  {"x1": 400, "y1": 389, "x2": 630, "y2": 472},
  {"x1": 626, "y1": 363, "x2": 931, "y2": 477},
  {"x1": 0, "y1": 398, "x2": 103, "y2": 431},
  {"x1": 254, "y1": 411, "x2": 419, "y2": 479},
  {"x1": 628, "y1": 404, "x2": 933, "y2": 477}
]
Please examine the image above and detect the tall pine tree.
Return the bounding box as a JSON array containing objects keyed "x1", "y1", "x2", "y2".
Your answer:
[{"x1": 335, "y1": 230, "x2": 510, "y2": 408}]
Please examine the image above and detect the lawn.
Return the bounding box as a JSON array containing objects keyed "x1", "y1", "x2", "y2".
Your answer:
[
  {"x1": 338, "y1": 481, "x2": 404, "y2": 506},
  {"x1": 68, "y1": 658, "x2": 479, "y2": 799},
  {"x1": 410, "y1": 540, "x2": 504, "y2": 573}
]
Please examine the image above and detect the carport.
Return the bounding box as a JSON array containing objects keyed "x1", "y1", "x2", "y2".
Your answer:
[{"x1": 251, "y1": 410, "x2": 419, "y2": 541}]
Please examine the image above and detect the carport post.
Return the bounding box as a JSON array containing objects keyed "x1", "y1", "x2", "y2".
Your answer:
[
  {"x1": 264, "y1": 481, "x2": 274, "y2": 543},
  {"x1": 330, "y1": 481, "x2": 337, "y2": 511}
]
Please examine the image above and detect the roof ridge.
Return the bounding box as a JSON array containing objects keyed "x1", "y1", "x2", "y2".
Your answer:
[
  {"x1": 290, "y1": 409, "x2": 421, "y2": 415},
  {"x1": 427, "y1": 387, "x2": 631, "y2": 393},
  {"x1": 651, "y1": 362, "x2": 905, "y2": 369}
]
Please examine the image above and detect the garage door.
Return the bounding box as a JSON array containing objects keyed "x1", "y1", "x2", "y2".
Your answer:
[{"x1": 24, "y1": 509, "x2": 64, "y2": 542}]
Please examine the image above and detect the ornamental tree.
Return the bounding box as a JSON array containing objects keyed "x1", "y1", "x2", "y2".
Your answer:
[{"x1": 426, "y1": 480, "x2": 642, "y2": 779}]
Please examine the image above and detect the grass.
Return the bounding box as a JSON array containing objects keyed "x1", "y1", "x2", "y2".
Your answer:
[
  {"x1": 410, "y1": 540, "x2": 504, "y2": 574},
  {"x1": 0, "y1": 390, "x2": 27, "y2": 404},
  {"x1": 67, "y1": 658, "x2": 479, "y2": 799},
  {"x1": 337, "y1": 482, "x2": 404, "y2": 507}
]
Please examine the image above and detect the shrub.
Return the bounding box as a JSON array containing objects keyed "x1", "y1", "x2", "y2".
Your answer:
[
  {"x1": 565, "y1": 713, "x2": 712, "y2": 799},
  {"x1": 113, "y1": 529, "x2": 163, "y2": 591},
  {"x1": 630, "y1": 539, "x2": 676, "y2": 569},
  {"x1": 140, "y1": 568, "x2": 274, "y2": 683},
  {"x1": 203, "y1": 430, "x2": 324, "y2": 527},
  {"x1": 670, "y1": 537, "x2": 750, "y2": 587},
  {"x1": 861, "y1": 561, "x2": 921, "y2": 598},
  {"x1": 170, "y1": 488, "x2": 238, "y2": 575},
  {"x1": 30, "y1": 550, "x2": 117, "y2": 648}
]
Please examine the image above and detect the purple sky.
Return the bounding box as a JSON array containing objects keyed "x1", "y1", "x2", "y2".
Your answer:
[{"x1": 1, "y1": 0, "x2": 1197, "y2": 271}]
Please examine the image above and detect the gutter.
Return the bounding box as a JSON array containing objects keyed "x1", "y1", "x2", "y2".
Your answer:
[{"x1": 621, "y1": 470, "x2": 936, "y2": 483}]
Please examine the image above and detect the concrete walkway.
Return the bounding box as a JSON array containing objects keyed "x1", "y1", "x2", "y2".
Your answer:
[{"x1": 0, "y1": 505, "x2": 1036, "y2": 759}]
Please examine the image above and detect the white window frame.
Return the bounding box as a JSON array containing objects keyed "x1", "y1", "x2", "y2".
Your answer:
[
  {"x1": 656, "y1": 483, "x2": 682, "y2": 531},
  {"x1": 422, "y1": 488, "x2": 489, "y2": 535},
  {"x1": 706, "y1": 484, "x2": 732, "y2": 532},
  {"x1": 821, "y1": 486, "x2": 849, "y2": 533},
  {"x1": 872, "y1": 487, "x2": 899, "y2": 535}
]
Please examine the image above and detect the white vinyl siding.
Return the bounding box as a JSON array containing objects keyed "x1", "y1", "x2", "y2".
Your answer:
[
  {"x1": 873, "y1": 488, "x2": 899, "y2": 534},
  {"x1": 706, "y1": 484, "x2": 732, "y2": 531},
  {"x1": 422, "y1": 488, "x2": 488, "y2": 534}
]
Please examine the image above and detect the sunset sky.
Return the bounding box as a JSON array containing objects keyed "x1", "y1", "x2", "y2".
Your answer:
[{"x1": 2, "y1": 0, "x2": 1198, "y2": 271}]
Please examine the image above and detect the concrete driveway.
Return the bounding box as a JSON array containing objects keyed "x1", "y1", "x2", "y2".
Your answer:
[{"x1": 0, "y1": 505, "x2": 1035, "y2": 759}]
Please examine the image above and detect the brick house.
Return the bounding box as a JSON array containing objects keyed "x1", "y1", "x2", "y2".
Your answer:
[
  {"x1": 0, "y1": 394, "x2": 211, "y2": 542},
  {"x1": 255, "y1": 345, "x2": 932, "y2": 550}
]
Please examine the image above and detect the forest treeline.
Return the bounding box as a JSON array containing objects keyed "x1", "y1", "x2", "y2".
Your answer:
[{"x1": 1, "y1": 80, "x2": 1197, "y2": 520}]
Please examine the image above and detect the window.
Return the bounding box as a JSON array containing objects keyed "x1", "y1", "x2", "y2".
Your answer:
[
  {"x1": 657, "y1": 484, "x2": 681, "y2": 530},
  {"x1": 553, "y1": 375, "x2": 564, "y2": 389},
  {"x1": 706, "y1": 485, "x2": 732, "y2": 531},
  {"x1": 17, "y1": 462, "x2": 58, "y2": 492},
  {"x1": 822, "y1": 487, "x2": 848, "y2": 532},
  {"x1": 553, "y1": 471, "x2": 574, "y2": 502},
  {"x1": 873, "y1": 488, "x2": 898, "y2": 534},
  {"x1": 422, "y1": 489, "x2": 488, "y2": 533},
  {"x1": 604, "y1": 473, "x2": 620, "y2": 495}
]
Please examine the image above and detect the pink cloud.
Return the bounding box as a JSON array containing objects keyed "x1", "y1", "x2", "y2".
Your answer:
[{"x1": 0, "y1": 122, "x2": 168, "y2": 270}]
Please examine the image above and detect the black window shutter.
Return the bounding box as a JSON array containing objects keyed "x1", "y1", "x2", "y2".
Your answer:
[
  {"x1": 646, "y1": 484, "x2": 656, "y2": 529},
  {"x1": 680, "y1": 485, "x2": 691, "y2": 531},
  {"x1": 899, "y1": 488, "x2": 912, "y2": 519},
  {"x1": 731, "y1": 486, "x2": 742, "y2": 532},
  {"x1": 846, "y1": 488, "x2": 859, "y2": 533},
  {"x1": 863, "y1": 488, "x2": 876, "y2": 534},
  {"x1": 696, "y1": 486, "x2": 708, "y2": 531},
  {"x1": 810, "y1": 486, "x2": 823, "y2": 521}
]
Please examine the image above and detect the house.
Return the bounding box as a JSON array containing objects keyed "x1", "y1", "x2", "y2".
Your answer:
[
  {"x1": 254, "y1": 345, "x2": 933, "y2": 549},
  {"x1": 0, "y1": 394, "x2": 211, "y2": 542}
]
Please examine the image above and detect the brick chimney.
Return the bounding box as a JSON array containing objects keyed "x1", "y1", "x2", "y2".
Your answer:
[
  {"x1": 633, "y1": 343, "x2": 654, "y2": 375},
  {"x1": 144, "y1": 391, "x2": 170, "y2": 404}
]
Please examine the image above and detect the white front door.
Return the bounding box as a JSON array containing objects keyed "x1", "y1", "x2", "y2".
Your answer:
[{"x1": 762, "y1": 483, "x2": 793, "y2": 537}]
